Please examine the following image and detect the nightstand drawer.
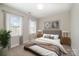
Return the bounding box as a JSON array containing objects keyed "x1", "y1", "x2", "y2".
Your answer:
[{"x1": 61, "y1": 37, "x2": 71, "y2": 46}]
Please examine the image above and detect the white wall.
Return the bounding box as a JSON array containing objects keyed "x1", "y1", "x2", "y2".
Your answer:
[
  {"x1": 22, "y1": 15, "x2": 29, "y2": 43},
  {"x1": 0, "y1": 8, "x2": 4, "y2": 29},
  {"x1": 71, "y1": 4, "x2": 79, "y2": 56},
  {"x1": 38, "y1": 11, "x2": 70, "y2": 33}
]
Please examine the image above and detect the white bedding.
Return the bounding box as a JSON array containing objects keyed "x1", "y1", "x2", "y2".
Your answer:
[
  {"x1": 34, "y1": 37, "x2": 68, "y2": 54},
  {"x1": 29, "y1": 45, "x2": 58, "y2": 56},
  {"x1": 35, "y1": 37, "x2": 60, "y2": 44}
]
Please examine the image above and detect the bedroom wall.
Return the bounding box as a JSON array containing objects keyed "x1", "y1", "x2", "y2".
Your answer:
[
  {"x1": 0, "y1": 8, "x2": 4, "y2": 29},
  {"x1": 38, "y1": 11, "x2": 71, "y2": 34},
  {"x1": 0, "y1": 4, "x2": 29, "y2": 48},
  {"x1": 70, "y1": 4, "x2": 79, "y2": 56}
]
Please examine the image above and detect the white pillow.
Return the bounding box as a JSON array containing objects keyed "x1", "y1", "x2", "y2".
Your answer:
[
  {"x1": 51, "y1": 34, "x2": 59, "y2": 39},
  {"x1": 43, "y1": 34, "x2": 59, "y2": 39},
  {"x1": 43, "y1": 34, "x2": 51, "y2": 38}
]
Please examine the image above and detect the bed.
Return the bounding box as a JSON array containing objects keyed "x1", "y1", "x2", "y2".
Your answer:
[{"x1": 24, "y1": 30, "x2": 75, "y2": 56}]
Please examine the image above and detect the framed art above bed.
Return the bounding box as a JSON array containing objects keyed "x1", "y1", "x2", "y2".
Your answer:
[{"x1": 44, "y1": 20, "x2": 60, "y2": 29}]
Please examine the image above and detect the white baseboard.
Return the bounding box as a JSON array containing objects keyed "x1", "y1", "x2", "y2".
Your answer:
[{"x1": 11, "y1": 43, "x2": 19, "y2": 48}]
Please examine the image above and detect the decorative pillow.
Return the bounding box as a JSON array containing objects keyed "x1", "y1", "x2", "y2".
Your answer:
[
  {"x1": 43, "y1": 34, "x2": 51, "y2": 38},
  {"x1": 50, "y1": 34, "x2": 59, "y2": 39},
  {"x1": 49, "y1": 36, "x2": 54, "y2": 39},
  {"x1": 43, "y1": 34, "x2": 59, "y2": 39}
]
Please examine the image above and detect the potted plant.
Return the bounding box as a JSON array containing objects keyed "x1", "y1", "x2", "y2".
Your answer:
[{"x1": 0, "y1": 29, "x2": 11, "y2": 56}]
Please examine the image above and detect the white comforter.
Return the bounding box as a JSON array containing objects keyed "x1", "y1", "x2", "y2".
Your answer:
[
  {"x1": 29, "y1": 45, "x2": 58, "y2": 56},
  {"x1": 34, "y1": 37, "x2": 68, "y2": 55}
]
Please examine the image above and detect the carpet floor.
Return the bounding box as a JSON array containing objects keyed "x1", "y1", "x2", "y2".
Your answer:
[{"x1": 7, "y1": 44, "x2": 36, "y2": 56}]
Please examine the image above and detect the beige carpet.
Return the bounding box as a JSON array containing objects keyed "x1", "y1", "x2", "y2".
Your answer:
[{"x1": 7, "y1": 45, "x2": 36, "y2": 56}]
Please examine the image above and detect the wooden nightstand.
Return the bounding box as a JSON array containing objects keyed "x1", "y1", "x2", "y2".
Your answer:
[{"x1": 61, "y1": 37, "x2": 71, "y2": 46}]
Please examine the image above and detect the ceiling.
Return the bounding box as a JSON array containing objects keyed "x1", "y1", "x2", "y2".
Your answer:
[{"x1": 4, "y1": 3, "x2": 72, "y2": 18}]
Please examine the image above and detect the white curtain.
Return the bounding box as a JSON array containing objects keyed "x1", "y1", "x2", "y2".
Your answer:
[{"x1": 29, "y1": 17, "x2": 36, "y2": 34}]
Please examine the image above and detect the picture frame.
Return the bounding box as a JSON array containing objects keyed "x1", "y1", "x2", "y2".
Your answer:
[
  {"x1": 44, "y1": 20, "x2": 60, "y2": 29},
  {"x1": 52, "y1": 21, "x2": 59, "y2": 29}
]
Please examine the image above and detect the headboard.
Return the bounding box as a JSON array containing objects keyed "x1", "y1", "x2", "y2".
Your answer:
[{"x1": 43, "y1": 29, "x2": 62, "y2": 39}]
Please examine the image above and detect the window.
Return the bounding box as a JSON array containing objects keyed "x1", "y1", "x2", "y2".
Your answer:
[
  {"x1": 5, "y1": 13, "x2": 22, "y2": 36},
  {"x1": 29, "y1": 18, "x2": 36, "y2": 34}
]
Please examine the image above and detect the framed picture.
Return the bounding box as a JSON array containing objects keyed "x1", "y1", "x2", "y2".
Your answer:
[
  {"x1": 44, "y1": 20, "x2": 60, "y2": 29},
  {"x1": 44, "y1": 21, "x2": 51, "y2": 29},
  {"x1": 52, "y1": 21, "x2": 59, "y2": 29}
]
